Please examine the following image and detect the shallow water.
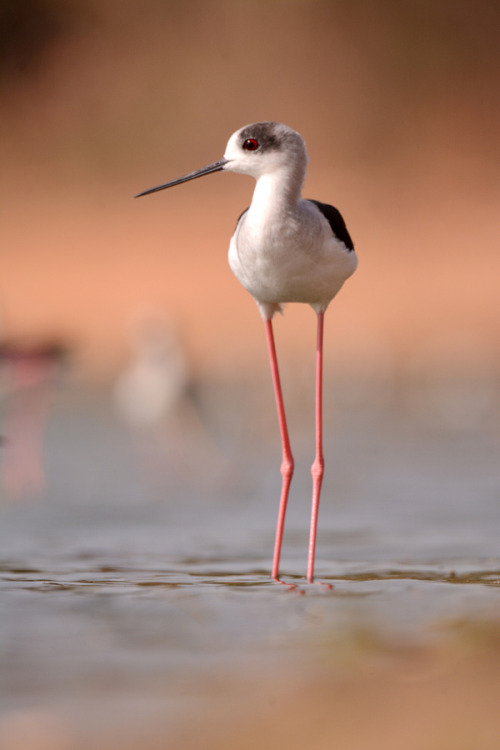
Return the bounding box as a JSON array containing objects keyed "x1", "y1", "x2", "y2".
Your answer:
[{"x1": 1, "y1": 382, "x2": 499, "y2": 746}]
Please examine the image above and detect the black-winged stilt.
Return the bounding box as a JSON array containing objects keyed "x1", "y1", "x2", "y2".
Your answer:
[{"x1": 136, "y1": 122, "x2": 357, "y2": 584}]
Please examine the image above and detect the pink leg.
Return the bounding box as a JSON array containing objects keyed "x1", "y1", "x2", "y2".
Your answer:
[
  {"x1": 264, "y1": 318, "x2": 294, "y2": 581},
  {"x1": 307, "y1": 311, "x2": 325, "y2": 583}
]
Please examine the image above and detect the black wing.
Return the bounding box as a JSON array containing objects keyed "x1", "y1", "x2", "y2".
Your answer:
[{"x1": 306, "y1": 200, "x2": 354, "y2": 251}]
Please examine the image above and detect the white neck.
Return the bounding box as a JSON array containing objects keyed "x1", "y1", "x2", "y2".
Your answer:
[{"x1": 248, "y1": 165, "x2": 305, "y2": 224}]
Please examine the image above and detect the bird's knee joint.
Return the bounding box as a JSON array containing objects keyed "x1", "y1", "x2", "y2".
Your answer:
[
  {"x1": 311, "y1": 456, "x2": 324, "y2": 480},
  {"x1": 281, "y1": 456, "x2": 294, "y2": 479}
]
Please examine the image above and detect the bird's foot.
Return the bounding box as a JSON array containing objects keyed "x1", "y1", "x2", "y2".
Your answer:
[
  {"x1": 307, "y1": 578, "x2": 334, "y2": 591},
  {"x1": 272, "y1": 576, "x2": 305, "y2": 594}
]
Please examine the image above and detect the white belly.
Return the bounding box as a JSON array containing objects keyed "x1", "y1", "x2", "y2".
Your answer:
[{"x1": 228, "y1": 228, "x2": 357, "y2": 312}]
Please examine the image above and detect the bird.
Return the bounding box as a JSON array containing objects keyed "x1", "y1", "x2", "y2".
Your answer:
[
  {"x1": 135, "y1": 122, "x2": 357, "y2": 584},
  {"x1": 114, "y1": 312, "x2": 189, "y2": 430},
  {"x1": 113, "y1": 311, "x2": 225, "y2": 487}
]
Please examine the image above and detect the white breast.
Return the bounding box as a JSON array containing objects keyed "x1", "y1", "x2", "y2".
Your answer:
[{"x1": 228, "y1": 198, "x2": 357, "y2": 317}]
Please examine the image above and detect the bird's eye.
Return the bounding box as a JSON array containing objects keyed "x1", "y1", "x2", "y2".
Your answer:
[{"x1": 243, "y1": 138, "x2": 259, "y2": 151}]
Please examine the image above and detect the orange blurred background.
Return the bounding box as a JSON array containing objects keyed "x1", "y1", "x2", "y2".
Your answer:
[{"x1": 1, "y1": 0, "x2": 499, "y2": 382}]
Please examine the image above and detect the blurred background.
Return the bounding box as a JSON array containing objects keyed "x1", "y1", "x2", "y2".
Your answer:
[
  {"x1": 2, "y1": 0, "x2": 499, "y2": 496},
  {"x1": 1, "y1": 0, "x2": 498, "y2": 381},
  {"x1": 1, "y1": 3, "x2": 500, "y2": 749}
]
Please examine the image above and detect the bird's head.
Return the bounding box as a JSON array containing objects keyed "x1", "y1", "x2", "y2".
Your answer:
[
  {"x1": 223, "y1": 122, "x2": 308, "y2": 179},
  {"x1": 134, "y1": 122, "x2": 307, "y2": 198}
]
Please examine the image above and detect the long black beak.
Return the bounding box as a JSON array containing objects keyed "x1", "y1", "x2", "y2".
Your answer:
[{"x1": 134, "y1": 158, "x2": 228, "y2": 198}]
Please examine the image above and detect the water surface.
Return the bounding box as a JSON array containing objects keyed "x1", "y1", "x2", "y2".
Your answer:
[{"x1": 1, "y1": 383, "x2": 499, "y2": 747}]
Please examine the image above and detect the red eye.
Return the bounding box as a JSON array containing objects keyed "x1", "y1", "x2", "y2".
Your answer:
[{"x1": 243, "y1": 138, "x2": 259, "y2": 151}]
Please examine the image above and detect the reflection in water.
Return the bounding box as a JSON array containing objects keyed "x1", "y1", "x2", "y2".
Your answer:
[{"x1": 0, "y1": 341, "x2": 67, "y2": 501}]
